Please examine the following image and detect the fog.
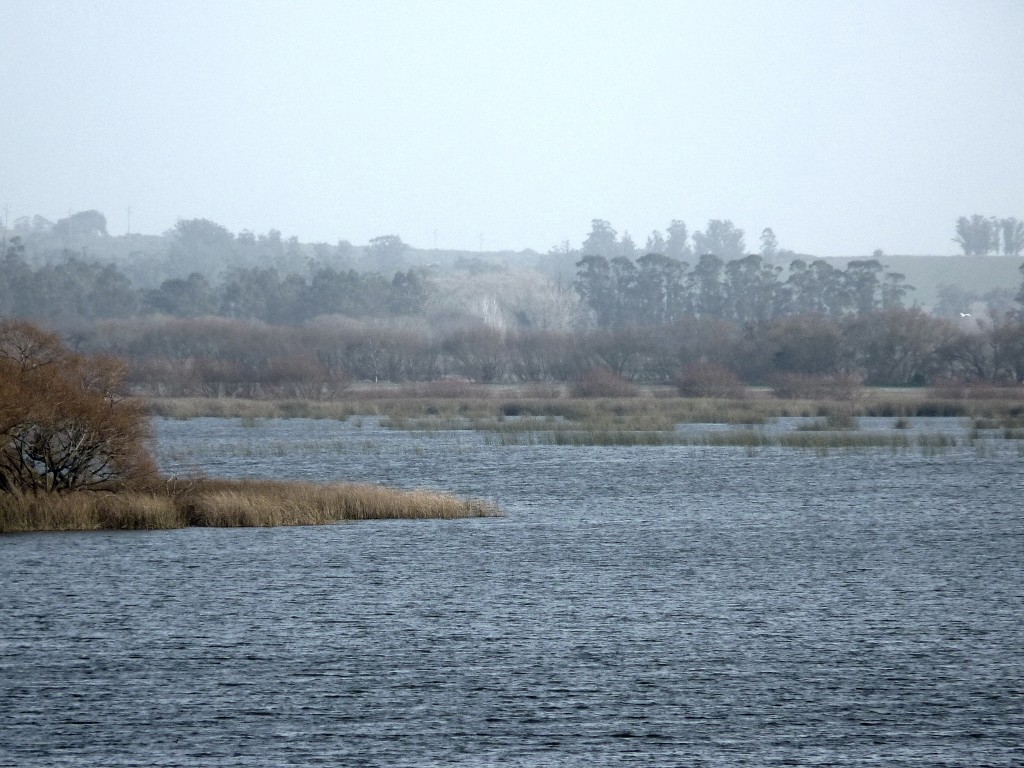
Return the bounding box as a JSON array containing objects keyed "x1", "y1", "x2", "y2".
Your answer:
[{"x1": 3, "y1": 0, "x2": 1023, "y2": 255}]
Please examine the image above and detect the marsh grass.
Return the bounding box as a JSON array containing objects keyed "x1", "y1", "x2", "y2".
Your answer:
[
  {"x1": 795, "y1": 412, "x2": 858, "y2": 431},
  {"x1": 147, "y1": 398, "x2": 365, "y2": 421},
  {"x1": 489, "y1": 426, "x2": 933, "y2": 451},
  {"x1": 146, "y1": 389, "x2": 1024, "y2": 425},
  {"x1": 1, "y1": 480, "x2": 499, "y2": 534},
  {"x1": 143, "y1": 391, "x2": 1024, "y2": 458},
  {"x1": 0, "y1": 490, "x2": 185, "y2": 533}
]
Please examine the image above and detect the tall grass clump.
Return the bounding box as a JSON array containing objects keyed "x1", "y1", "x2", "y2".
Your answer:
[
  {"x1": 2, "y1": 479, "x2": 499, "y2": 533},
  {"x1": 0, "y1": 490, "x2": 184, "y2": 533},
  {"x1": 168, "y1": 479, "x2": 499, "y2": 525}
]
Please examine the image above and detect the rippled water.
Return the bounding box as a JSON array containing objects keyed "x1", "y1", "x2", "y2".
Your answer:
[{"x1": 2, "y1": 417, "x2": 1023, "y2": 766}]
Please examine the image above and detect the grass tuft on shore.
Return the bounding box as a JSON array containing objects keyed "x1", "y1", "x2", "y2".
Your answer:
[{"x1": 0, "y1": 479, "x2": 499, "y2": 534}]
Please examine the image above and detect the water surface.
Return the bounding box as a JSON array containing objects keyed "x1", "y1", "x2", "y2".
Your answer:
[{"x1": 2, "y1": 418, "x2": 1022, "y2": 766}]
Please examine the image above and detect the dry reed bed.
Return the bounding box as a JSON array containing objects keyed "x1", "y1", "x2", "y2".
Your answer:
[
  {"x1": 146, "y1": 390, "x2": 1024, "y2": 427},
  {"x1": 0, "y1": 479, "x2": 499, "y2": 534}
]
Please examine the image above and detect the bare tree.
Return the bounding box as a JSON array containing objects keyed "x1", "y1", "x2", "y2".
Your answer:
[{"x1": 0, "y1": 321, "x2": 157, "y2": 494}]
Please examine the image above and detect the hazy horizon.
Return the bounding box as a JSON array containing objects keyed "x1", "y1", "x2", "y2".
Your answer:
[{"x1": 3, "y1": 0, "x2": 1023, "y2": 255}]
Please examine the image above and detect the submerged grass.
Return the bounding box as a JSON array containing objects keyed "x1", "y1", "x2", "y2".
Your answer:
[
  {"x1": 487, "y1": 426, "x2": 942, "y2": 451},
  {"x1": 0, "y1": 479, "x2": 499, "y2": 534}
]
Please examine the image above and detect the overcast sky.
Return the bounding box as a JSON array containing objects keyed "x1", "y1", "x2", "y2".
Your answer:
[{"x1": 3, "y1": 0, "x2": 1022, "y2": 255}]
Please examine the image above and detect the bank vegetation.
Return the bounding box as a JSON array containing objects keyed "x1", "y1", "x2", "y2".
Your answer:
[{"x1": 0, "y1": 320, "x2": 498, "y2": 533}]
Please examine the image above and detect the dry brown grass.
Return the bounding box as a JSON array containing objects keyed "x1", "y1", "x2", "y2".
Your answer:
[
  {"x1": 0, "y1": 490, "x2": 184, "y2": 533},
  {"x1": 172, "y1": 479, "x2": 497, "y2": 526},
  {"x1": 1, "y1": 479, "x2": 499, "y2": 533}
]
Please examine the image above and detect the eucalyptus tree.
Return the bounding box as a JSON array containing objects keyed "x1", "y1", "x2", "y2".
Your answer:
[
  {"x1": 759, "y1": 228, "x2": 779, "y2": 261},
  {"x1": 581, "y1": 219, "x2": 618, "y2": 257},
  {"x1": 813, "y1": 260, "x2": 849, "y2": 316},
  {"x1": 844, "y1": 259, "x2": 884, "y2": 315},
  {"x1": 692, "y1": 220, "x2": 745, "y2": 260},
  {"x1": 367, "y1": 234, "x2": 408, "y2": 274},
  {"x1": 953, "y1": 215, "x2": 997, "y2": 255},
  {"x1": 999, "y1": 217, "x2": 1024, "y2": 256},
  {"x1": 169, "y1": 218, "x2": 234, "y2": 276},
  {"x1": 689, "y1": 253, "x2": 726, "y2": 318},
  {"x1": 574, "y1": 255, "x2": 615, "y2": 328},
  {"x1": 786, "y1": 259, "x2": 846, "y2": 317},
  {"x1": 610, "y1": 256, "x2": 639, "y2": 327},
  {"x1": 145, "y1": 273, "x2": 218, "y2": 317},
  {"x1": 635, "y1": 253, "x2": 686, "y2": 326},
  {"x1": 881, "y1": 272, "x2": 912, "y2": 310},
  {"x1": 724, "y1": 254, "x2": 783, "y2": 324},
  {"x1": 665, "y1": 219, "x2": 692, "y2": 260},
  {"x1": 53, "y1": 210, "x2": 108, "y2": 240},
  {"x1": 645, "y1": 230, "x2": 666, "y2": 255},
  {"x1": 618, "y1": 231, "x2": 637, "y2": 259},
  {"x1": 219, "y1": 266, "x2": 308, "y2": 324}
]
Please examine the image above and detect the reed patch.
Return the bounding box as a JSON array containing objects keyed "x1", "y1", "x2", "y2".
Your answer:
[{"x1": 1, "y1": 479, "x2": 499, "y2": 534}]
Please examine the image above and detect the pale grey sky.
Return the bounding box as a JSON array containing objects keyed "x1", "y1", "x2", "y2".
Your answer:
[{"x1": 3, "y1": 0, "x2": 1022, "y2": 255}]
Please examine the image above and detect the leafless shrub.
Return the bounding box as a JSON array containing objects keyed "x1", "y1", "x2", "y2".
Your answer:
[
  {"x1": 570, "y1": 367, "x2": 640, "y2": 398},
  {"x1": 675, "y1": 362, "x2": 746, "y2": 399}
]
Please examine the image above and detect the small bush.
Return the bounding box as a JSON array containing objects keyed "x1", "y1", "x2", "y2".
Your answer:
[
  {"x1": 675, "y1": 362, "x2": 745, "y2": 399},
  {"x1": 570, "y1": 367, "x2": 639, "y2": 398},
  {"x1": 771, "y1": 372, "x2": 864, "y2": 401}
]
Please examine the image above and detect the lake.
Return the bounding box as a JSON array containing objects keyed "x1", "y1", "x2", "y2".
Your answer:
[{"x1": 2, "y1": 417, "x2": 1022, "y2": 766}]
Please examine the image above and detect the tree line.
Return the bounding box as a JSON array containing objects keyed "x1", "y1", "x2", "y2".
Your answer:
[
  {"x1": 574, "y1": 253, "x2": 911, "y2": 328},
  {"x1": 78, "y1": 308, "x2": 1024, "y2": 394},
  {"x1": 953, "y1": 215, "x2": 1024, "y2": 256},
  {"x1": 0, "y1": 236, "x2": 426, "y2": 325}
]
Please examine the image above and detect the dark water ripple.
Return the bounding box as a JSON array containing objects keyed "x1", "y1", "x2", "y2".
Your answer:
[{"x1": 2, "y1": 418, "x2": 1022, "y2": 766}]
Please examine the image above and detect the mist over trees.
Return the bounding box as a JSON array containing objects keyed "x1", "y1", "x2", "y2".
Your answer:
[{"x1": 3, "y1": 210, "x2": 1024, "y2": 392}]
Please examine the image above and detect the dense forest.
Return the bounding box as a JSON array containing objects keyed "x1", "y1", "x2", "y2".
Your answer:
[{"x1": 2, "y1": 210, "x2": 1024, "y2": 391}]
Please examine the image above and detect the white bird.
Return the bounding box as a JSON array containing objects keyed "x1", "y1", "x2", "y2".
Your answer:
[{"x1": 960, "y1": 312, "x2": 972, "y2": 318}]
